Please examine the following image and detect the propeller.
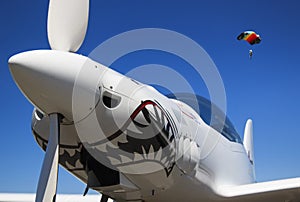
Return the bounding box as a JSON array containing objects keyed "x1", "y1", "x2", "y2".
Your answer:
[
  {"x1": 47, "y1": 0, "x2": 89, "y2": 52},
  {"x1": 35, "y1": 0, "x2": 89, "y2": 201},
  {"x1": 36, "y1": 113, "x2": 61, "y2": 202}
]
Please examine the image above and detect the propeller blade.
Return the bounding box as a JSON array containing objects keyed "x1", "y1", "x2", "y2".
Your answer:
[
  {"x1": 47, "y1": 0, "x2": 89, "y2": 52},
  {"x1": 36, "y1": 114, "x2": 61, "y2": 202}
]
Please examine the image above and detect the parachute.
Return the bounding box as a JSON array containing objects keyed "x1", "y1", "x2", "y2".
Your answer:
[
  {"x1": 237, "y1": 31, "x2": 261, "y2": 45},
  {"x1": 237, "y1": 31, "x2": 261, "y2": 59}
]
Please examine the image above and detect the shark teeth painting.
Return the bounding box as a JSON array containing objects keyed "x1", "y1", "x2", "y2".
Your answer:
[{"x1": 87, "y1": 100, "x2": 177, "y2": 175}]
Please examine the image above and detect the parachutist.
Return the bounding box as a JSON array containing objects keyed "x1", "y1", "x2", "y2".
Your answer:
[{"x1": 249, "y1": 49, "x2": 253, "y2": 59}]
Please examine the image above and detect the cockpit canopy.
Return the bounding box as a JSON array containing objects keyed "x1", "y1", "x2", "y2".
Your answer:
[{"x1": 167, "y1": 93, "x2": 242, "y2": 144}]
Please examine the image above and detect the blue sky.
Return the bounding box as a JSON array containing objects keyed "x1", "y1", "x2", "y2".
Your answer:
[{"x1": 1, "y1": 0, "x2": 300, "y2": 194}]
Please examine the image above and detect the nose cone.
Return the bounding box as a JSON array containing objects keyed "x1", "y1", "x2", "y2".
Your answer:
[{"x1": 8, "y1": 50, "x2": 92, "y2": 121}]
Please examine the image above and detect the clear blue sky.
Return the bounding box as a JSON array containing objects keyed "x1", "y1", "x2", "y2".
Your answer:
[{"x1": 1, "y1": 0, "x2": 300, "y2": 194}]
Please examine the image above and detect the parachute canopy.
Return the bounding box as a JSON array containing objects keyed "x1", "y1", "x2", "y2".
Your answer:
[{"x1": 237, "y1": 31, "x2": 261, "y2": 45}]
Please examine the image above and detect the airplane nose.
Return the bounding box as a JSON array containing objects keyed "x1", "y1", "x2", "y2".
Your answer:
[{"x1": 8, "y1": 50, "x2": 99, "y2": 121}]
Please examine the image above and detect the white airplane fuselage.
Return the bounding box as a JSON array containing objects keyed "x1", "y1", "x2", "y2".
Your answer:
[{"x1": 9, "y1": 50, "x2": 254, "y2": 201}]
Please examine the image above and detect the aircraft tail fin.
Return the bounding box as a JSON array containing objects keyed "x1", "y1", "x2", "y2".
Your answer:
[{"x1": 243, "y1": 119, "x2": 255, "y2": 175}]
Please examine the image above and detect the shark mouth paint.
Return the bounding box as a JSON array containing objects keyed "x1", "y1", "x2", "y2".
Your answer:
[{"x1": 88, "y1": 100, "x2": 177, "y2": 175}]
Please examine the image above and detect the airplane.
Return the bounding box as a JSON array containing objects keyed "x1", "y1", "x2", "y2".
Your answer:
[{"x1": 5, "y1": 0, "x2": 300, "y2": 201}]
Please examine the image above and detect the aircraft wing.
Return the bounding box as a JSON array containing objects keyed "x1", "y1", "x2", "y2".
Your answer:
[
  {"x1": 217, "y1": 177, "x2": 300, "y2": 202},
  {"x1": 2, "y1": 178, "x2": 300, "y2": 202},
  {"x1": 0, "y1": 193, "x2": 103, "y2": 202}
]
